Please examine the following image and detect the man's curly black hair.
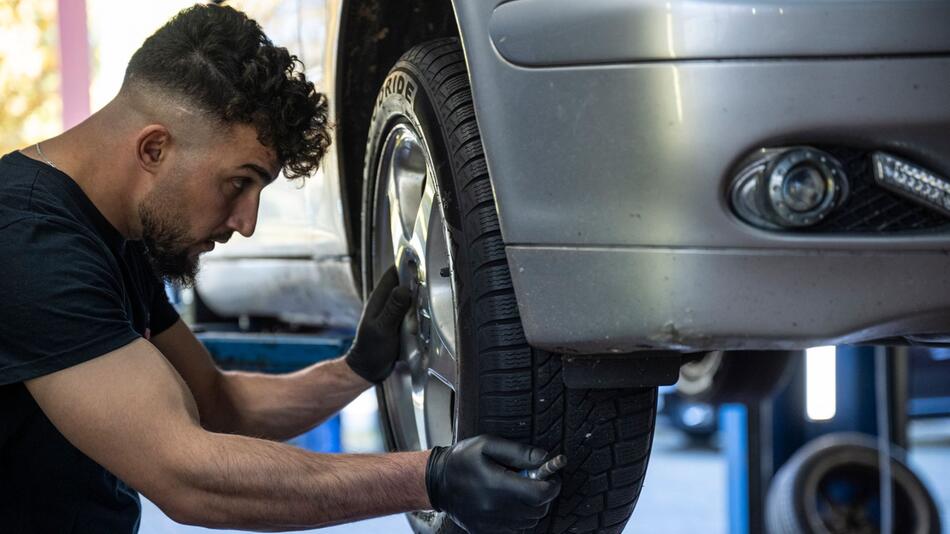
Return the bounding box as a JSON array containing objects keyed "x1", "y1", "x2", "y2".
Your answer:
[{"x1": 122, "y1": 3, "x2": 329, "y2": 179}]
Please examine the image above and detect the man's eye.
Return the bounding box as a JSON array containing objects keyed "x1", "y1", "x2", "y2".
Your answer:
[{"x1": 230, "y1": 178, "x2": 249, "y2": 191}]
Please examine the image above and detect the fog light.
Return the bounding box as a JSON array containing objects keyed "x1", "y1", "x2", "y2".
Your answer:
[
  {"x1": 730, "y1": 147, "x2": 849, "y2": 229},
  {"x1": 782, "y1": 164, "x2": 827, "y2": 212}
]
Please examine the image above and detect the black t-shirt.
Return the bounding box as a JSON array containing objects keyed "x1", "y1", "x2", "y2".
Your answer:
[{"x1": 0, "y1": 151, "x2": 180, "y2": 533}]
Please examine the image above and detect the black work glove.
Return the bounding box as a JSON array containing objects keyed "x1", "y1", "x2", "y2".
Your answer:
[
  {"x1": 426, "y1": 435, "x2": 562, "y2": 534},
  {"x1": 344, "y1": 265, "x2": 412, "y2": 383}
]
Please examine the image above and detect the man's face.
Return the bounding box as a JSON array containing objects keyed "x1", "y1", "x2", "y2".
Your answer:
[{"x1": 138, "y1": 124, "x2": 279, "y2": 286}]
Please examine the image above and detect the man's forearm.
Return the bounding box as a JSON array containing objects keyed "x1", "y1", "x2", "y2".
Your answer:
[
  {"x1": 165, "y1": 430, "x2": 430, "y2": 530},
  {"x1": 210, "y1": 357, "x2": 370, "y2": 440}
]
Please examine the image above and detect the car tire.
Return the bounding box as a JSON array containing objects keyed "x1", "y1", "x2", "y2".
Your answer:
[
  {"x1": 362, "y1": 38, "x2": 658, "y2": 534},
  {"x1": 766, "y1": 432, "x2": 941, "y2": 534},
  {"x1": 677, "y1": 350, "x2": 797, "y2": 404}
]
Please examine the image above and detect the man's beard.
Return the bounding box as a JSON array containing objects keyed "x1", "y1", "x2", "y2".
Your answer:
[{"x1": 138, "y1": 190, "x2": 200, "y2": 288}]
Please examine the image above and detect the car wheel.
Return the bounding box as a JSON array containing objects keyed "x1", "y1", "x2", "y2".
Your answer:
[
  {"x1": 362, "y1": 38, "x2": 658, "y2": 534},
  {"x1": 677, "y1": 350, "x2": 797, "y2": 404},
  {"x1": 766, "y1": 433, "x2": 941, "y2": 534}
]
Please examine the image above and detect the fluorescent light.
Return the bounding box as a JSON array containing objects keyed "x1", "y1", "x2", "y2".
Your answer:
[{"x1": 806, "y1": 346, "x2": 837, "y2": 421}]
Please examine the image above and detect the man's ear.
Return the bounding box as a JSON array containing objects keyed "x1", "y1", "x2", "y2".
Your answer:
[{"x1": 136, "y1": 125, "x2": 171, "y2": 175}]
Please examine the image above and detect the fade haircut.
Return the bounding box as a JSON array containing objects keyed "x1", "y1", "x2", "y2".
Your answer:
[{"x1": 122, "y1": 3, "x2": 329, "y2": 179}]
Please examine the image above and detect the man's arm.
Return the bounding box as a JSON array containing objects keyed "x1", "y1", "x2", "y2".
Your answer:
[
  {"x1": 26, "y1": 338, "x2": 429, "y2": 530},
  {"x1": 155, "y1": 265, "x2": 412, "y2": 440},
  {"x1": 152, "y1": 320, "x2": 368, "y2": 440}
]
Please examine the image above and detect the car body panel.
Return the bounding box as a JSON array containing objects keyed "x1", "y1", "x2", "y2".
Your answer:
[
  {"x1": 490, "y1": 0, "x2": 950, "y2": 66},
  {"x1": 198, "y1": 257, "x2": 360, "y2": 327}
]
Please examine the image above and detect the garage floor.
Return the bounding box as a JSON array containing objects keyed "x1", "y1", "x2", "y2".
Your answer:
[{"x1": 138, "y1": 415, "x2": 949, "y2": 534}]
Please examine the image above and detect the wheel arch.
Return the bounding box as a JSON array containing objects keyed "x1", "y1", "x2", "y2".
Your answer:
[{"x1": 335, "y1": 0, "x2": 460, "y2": 288}]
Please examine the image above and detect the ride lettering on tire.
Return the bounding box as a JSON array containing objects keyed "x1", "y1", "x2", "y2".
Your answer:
[{"x1": 362, "y1": 38, "x2": 658, "y2": 534}]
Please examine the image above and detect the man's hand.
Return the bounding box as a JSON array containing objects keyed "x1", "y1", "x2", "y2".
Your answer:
[
  {"x1": 426, "y1": 435, "x2": 562, "y2": 534},
  {"x1": 344, "y1": 265, "x2": 412, "y2": 383}
]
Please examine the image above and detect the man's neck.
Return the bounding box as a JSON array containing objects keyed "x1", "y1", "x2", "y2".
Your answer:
[{"x1": 24, "y1": 110, "x2": 139, "y2": 238}]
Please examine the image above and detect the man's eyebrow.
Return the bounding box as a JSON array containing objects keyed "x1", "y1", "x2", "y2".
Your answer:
[{"x1": 240, "y1": 163, "x2": 278, "y2": 185}]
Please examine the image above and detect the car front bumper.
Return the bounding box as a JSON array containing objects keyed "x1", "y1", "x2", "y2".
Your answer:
[
  {"x1": 455, "y1": 0, "x2": 950, "y2": 352},
  {"x1": 508, "y1": 245, "x2": 950, "y2": 353}
]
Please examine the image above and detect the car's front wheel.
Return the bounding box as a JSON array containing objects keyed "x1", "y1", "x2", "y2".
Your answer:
[{"x1": 362, "y1": 38, "x2": 658, "y2": 534}]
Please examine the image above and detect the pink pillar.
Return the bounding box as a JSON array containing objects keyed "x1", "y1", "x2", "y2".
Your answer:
[{"x1": 57, "y1": 0, "x2": 90, "y2": 129}]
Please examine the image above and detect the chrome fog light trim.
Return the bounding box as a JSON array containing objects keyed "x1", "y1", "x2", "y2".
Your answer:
[
  {"x1": 730, "y1": 153, "x2": 776, "y2": 229},
  {"x1": 872, "y1": 152, "x2": 950, "y2": 217}
]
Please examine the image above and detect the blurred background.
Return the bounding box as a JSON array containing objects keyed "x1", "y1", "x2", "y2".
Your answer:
[{"x1": 2, "y1": 1, "x2": 949, "y2": 533}]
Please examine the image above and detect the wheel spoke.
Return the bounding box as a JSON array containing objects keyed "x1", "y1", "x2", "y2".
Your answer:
[
  {"x1": 424, "y1": 376, "x2": 455, "y2": 447},
  {"x1": 383, "y1": 360, "x2": 421, "y2": 451},
  {"x1": 423, "y1": 175, "x2": 458, "y2": 361},
  {"x1": 428, "y1": 321, "x2": 458, "y2": 392},
  {"x1": 386, "y1": 164, "x2": 406, "y2": 261},
  {"x1": 408, "y1": 173, "x2": 435, "y2": 274},
  {"x1": 384, "y1": 126, "x2": 427, "y2": 269},
  {"x1": 411, "y1": 366, "x2": 430, "y2": 449},
  {"x1": 427, "y1": 264, "x2": 457, "y2": 360}
]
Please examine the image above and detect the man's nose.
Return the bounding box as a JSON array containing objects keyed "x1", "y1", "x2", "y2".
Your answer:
[{"x1": 227, "y1": 194, "x2": 260, "y2": 238}]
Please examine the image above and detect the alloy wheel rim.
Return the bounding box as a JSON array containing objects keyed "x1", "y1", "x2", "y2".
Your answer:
[{"x1": 374, "y1": 123, "x2": 459, "y2": 451}]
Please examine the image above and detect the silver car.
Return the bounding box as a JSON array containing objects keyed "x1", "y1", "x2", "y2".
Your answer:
[{"x1": 197, "y1": 1, "x2": 950, "y2": 532}]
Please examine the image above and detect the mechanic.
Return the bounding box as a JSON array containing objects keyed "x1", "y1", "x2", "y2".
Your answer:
[{"x1": 0, "y1": 4, "x2": 559, "y2": 533}]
